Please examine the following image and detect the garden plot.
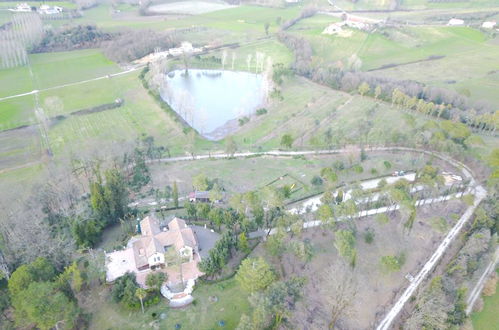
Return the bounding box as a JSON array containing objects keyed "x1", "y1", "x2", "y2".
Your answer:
[{"x1": 148, "y1": 1, "x2": 235, "y2": 15}]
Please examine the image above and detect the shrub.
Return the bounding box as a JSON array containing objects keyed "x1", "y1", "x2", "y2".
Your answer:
[
  {"x1": 380, "y1": 254, "x2": 406, "y2": 273},
  {"x1": 311, "y1": 175, "x2": 323, "y2": 186},
  {"x1": 256, "y1": 108, "x2": 268, "y2": 115},
  {"x1": 238, "y1": 117, "x2": 250, "y2": 126},
  {"x1": 364, "y1": 229, "x2": 375, "y2": 244}
]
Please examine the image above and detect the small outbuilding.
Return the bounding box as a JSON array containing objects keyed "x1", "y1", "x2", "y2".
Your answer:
[
  {"x1": 481, "y1": 21, "x2": 497, "y2": 29},
  {"x1": 447, "y1": 18, "x2": 464, "y2": 26},
  {"x1": 189, "y1": 191, "x2": 210, "y2": 203}
]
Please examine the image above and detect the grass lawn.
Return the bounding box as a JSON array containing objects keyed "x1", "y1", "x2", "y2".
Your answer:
[
  {"x1": 88, "y1": 278, "x2": 250, "y2": 330},
  {"x1": 46, "y1": 71, "x2": 186, "y2": 156},
  {"x1": 0, "y1": 65, "x2": 33, "y2": 97},
  {"x1": 471, "y1": 270, "x2": 499, "y2": 330},
  {"x1": 0, "y1": 95, "x2": 36, "y2": 131},
  {"x1": 30, "y1": 49, "x2": 121, "y2": 90}
]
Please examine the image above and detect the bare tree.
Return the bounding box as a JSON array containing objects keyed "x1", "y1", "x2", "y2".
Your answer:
[{"x1": 322, "y1": 261, "x2": 358, "y2": 329}]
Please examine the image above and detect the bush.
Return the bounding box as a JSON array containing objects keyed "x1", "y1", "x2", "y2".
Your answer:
[
  {"x1": 352, "y1": 165, "x2": 363, "y2": 173},
  {"x1": 311, "y1": 175, "x2": 323, "y2": 186},
  {"x1": 364, "y1": 229, "x2": 375, "y2": 244},
  {"x1": 238, "y1": 117, "x2": 250, "y2": 126},
  {"x1": 256, "y1": 108, "x2": 268, "y2": 116},
  {"x1": 380, "y1": 254, "x2": 405, "y2": 273}
]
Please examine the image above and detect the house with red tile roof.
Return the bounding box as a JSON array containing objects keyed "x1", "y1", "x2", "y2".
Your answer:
[{"x1": 106, "y1": 214, "x2": 203, "y2": 288}]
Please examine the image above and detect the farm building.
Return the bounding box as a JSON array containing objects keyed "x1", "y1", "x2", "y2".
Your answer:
[
  {"x1": 189, "y1": 191, "x2": 211, "y2": 203},
  {"x1": 168, "y1": 41, "x2": 203, "y2": 57},
  {"x1": 8, "y1": 3, "x2": 31, "y2": 12},
  {"x1": 481, "y1": 21, "x2": 497, "y2": 29},
  {"x1": 447, "y1": 18, "x2": 464, "y2": 26},
  {"x1": 39, "y1": 5, "x2": 63, "y2": 14}
]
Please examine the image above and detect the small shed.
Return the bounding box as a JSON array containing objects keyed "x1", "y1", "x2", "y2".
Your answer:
[
  {"x1": 189, "y1": 191, "x2": 210, "y2": 203},
  {"x1": 447, "y1": 18, "x2": 464, "y2": 26},
  {"x1": 481, "y1": 21, "x2": 497, "y2": 29}
]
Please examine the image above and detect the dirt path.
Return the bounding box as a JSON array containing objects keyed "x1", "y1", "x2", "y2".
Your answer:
[
  {"x1": 465, "y1": 247, "x2": 499, "y2": 314},
  {"x1": 0, "y1": 67, "x2": 143, "y2": 102}
]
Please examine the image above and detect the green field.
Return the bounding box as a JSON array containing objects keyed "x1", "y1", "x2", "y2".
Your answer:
[{"x1": 88, "y1": 278, "x2": 250, "y2": 330}]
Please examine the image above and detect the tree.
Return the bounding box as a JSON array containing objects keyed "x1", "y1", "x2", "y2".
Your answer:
[
  {"x1": 318, "y1": 204, "x2": 334, "y2": 227},
  {"x1": 280, "y1": 134, "x2": 294, "y2": 149},
  {"x1": 135, "y1": 288, "x2": 147, "y2": 313},
  {"x1": 192, "y1": 173, "x2": 209, "y2": 191},
  {"x1": 334, "y1": 230, "x2": 356, "y2": 267},
  {"x1": 264, "y1": 22, "x2": 270, "y2": 36},
  {"x1": 374, "y1": 85, "x2": 382, "y2": 100},
  {"x1": 320, "y1": 167, "x2": 338, "y2": 185},
  {"x1": 172, "y1": 181, "x2": 179, "y2": 208},
  {"x1": 209, "y1": 183, "x2": 223, "y2": 203},
  {"x1": 405, "y1": 277, "x2": 450, "y2": 330},
  {"x1": 236, "y1": 257, "x2": 275, "y2": 293},
  {"x1": 8, "y1": 257, "x2": 56, "y2": 296},
  {"x1": 146, "y1": 272, "x2": 166, "y2": 292},
  {"x1": 12, "y1": 281, "x2": 78, "y2": 330},
  {"x1": 266, "y1": 228, "x2": 286, "y2": 256},
  {"x1": 321, "y1": 262, "x2": 357, "y2": 329},
  {"x1": 237, "y1": 232, "x2": 250, "y2": 253},
  {"x1": 185, "y1": 202, "x2": 197, "y2": 219},
  {"x1": 111, "y1": 272, "x2": 140, "y2": 308},
  {"x1": 225, "y1": 136, "x2": 237, "y2": 157},
  {"x1": 358, "y1": 82, "x2": 370, "y2": 97}
]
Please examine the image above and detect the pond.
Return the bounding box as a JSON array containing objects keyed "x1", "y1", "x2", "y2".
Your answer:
[{"x1": 160, "y1": 69, "x2": 267, "y2": 140}]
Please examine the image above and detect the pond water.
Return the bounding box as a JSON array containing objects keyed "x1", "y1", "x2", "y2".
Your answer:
[{"x1": 161, "y1": 69, "x2": 267, "y2": 140}]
